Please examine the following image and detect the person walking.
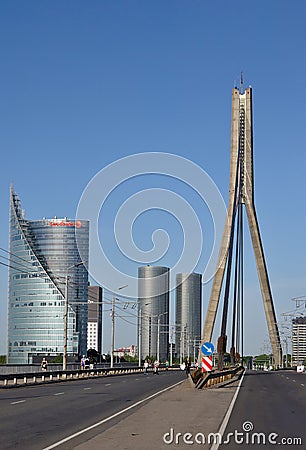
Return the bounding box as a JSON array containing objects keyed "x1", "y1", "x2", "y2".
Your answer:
[
  {"x1": 41, "y1": 358, "x2": 48, "y2": 372},
  {"x1": 80, "y1": 355, "x2": 86, "y2": 370},
  {"x1": 143, "y1": 359, "x2": 149, "y2": 374},
  {"x1": 153, "y1": 359, "x2": 160, "y2": 375},
  {"x1": 185, "y1": 358, "x2": 191, "y2": 378}
]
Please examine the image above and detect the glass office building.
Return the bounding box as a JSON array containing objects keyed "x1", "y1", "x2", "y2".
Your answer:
[
  {"x1": 138, "y1": 265, "x2": 170, "y2": 362},
  {"x1": 8, "y1": 187, "x2": 89, "y2": 364},
  {"x1": 175, "y1": 273, "x2": 202, "y2": 362}
]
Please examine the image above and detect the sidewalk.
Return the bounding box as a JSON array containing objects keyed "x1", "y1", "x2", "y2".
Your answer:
[{"x1": 74, "y1": 377, "x2": 240, "y2": 450}]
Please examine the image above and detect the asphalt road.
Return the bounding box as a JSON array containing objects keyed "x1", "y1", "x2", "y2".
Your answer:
[
  {"x1": 219, "y1": 370, "x2": 306, "y2": 449},
  {"x1": 0, "y1": 370, "x2": 185, "y2": 450}
]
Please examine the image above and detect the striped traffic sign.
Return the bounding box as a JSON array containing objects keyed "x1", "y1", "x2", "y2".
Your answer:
[{"x1": 201, "y1": 356, "x2": 212, "y2": 372}]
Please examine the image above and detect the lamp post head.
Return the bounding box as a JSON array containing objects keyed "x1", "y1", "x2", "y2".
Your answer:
[{"x1": 118, "y1": 284, "x2": 128, "y2": 291}]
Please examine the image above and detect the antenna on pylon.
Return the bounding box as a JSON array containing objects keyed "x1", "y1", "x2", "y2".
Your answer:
[{"x1": 239, "y1": 71, "x2": 244, "y2": 94}]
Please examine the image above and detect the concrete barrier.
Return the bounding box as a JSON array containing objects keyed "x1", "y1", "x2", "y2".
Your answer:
[{"x1": 194, "y1": 366, "x2": 244, "y2": 389}]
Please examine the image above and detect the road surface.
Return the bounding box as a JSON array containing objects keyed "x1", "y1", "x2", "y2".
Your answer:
[
  {"x1": 219, "y1": 370, "x2": 305, "y2": 449},
  {"x1": 0, "y1": 370, "x2": 185, "y2": 449}
]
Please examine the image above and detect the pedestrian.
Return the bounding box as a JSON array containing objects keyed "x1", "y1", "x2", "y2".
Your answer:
[
  {"x1": 41, "y1": 358, "x2": 48, "y2": 372},
  {"x1": 143, "y1": 359, "x2": 149, "y2": 374},
  {"x1": 165, "y1": 360, "x2": 169, "y2": 371},
  {"x1": 80, "y1": 355, "x2": 86, "y2": 370},
  {"x1": 84, "y1": 356, "x2": 90, "y2": 370},
  {"x1": 153, "y1": 359, "x2": 160, "y2": 375},
  {"x1": 185, "y1": 358, "x2": 191, "y2": 378}
]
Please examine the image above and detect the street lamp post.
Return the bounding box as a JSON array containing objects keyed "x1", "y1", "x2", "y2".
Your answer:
[
  {"x1": 157, "y1": 315, "x2": 160, "y2": 362},
  {"x1": 63, "y1": 273, "x2": 69, "y2": 371},
  {"x1": 138, "y1": 302, "x2": 150, "y2": 366},
  {"x1": 170, "y1": 325, "x2": 174, "y2": 367},
  {"x1": 111, "y1": 285, "x2": 128, "y2": 369},
  {"x1": 63, "y1": 260, "x2": 87, "y2": 371},
  {"x1": 138, "y1": 308, "x2": 142, "y2": 366},
  {"x1": 156, "y1": 311, "x2": 168, "y2": 361}
]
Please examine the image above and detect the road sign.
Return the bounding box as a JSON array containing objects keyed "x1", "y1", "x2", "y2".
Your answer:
[
  {"x1": 201, "y1": 342, "x2": 214, "y2": 356},
  {"x1": 201, "y1": 356, "x2": 212, "y2": 372}
]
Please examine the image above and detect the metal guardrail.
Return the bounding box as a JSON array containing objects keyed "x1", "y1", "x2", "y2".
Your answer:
[
  {"x1": 0, "y1": 362, "x2": 141, "y2": 375},
  {"x1": 193, "y1": 365, "x2": 245, "y2": 389},
  {"x1": 0, "y1": 365, "x2": 180, "y2": 388}
]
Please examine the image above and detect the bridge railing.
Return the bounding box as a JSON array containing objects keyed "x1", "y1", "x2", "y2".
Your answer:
[
  {"x1": 192, "y1": 365, "x2": 245, "y2": 389},
  {"x1": 0, "y1": 362, "x2": 145, "y2": 375},
  {"x1": 0, "y1": 365, "x2": 180, "y2": 388}
]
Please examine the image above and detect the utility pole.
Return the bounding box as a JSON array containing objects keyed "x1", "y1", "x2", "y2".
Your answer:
[
  {"x1": 110, "y1": 285, "x2": 128, "y2": 369},
  {"x1": 111, "y1": 295, "x2": 115, "y2": 369}
]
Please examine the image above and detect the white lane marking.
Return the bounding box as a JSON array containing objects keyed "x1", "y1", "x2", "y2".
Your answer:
[
  {"x1": 292, "y1": 380, "x2": 296, "y2": 382},
  {"x1": 301, "y1": 384, "x2": 304, "y2": 386},
  {"x1": 11, "y1": 400, "x2": 26, "y2": 405},
  {"x1": 105, "y1": 383, "x2": 111, "y2": 386},
  {"x1": 286, "y1": 377, "x2": 289, "y2": 379},
  {"x1": 83, "y1": 387, "x2": 91, "y2": 390},
  {"x1": 210, "y1": 371, "x2": 246, "y2": 450},
  {"x1": 54, "y1": 392, "x2": 64, "y2": 396},
  {"x1": 42, "y1": 379, "x2": 185, "y2": 450}
]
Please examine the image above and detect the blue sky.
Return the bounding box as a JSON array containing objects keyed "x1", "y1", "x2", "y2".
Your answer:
[{"x1": 0, "y1": 1, "x2": 305, "y2": 356}]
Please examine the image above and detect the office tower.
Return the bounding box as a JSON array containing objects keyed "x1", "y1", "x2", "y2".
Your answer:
[
  {"x1": 87, "y1": 286, "x2": 103, "y2": 354},
  {"x1": 292, "y1": 317, "x2": 306, "y2": 366},
  {"x1": 175, "y1": 272, "x2": 202, "y2": 361},
  {"x1": 8, "y1": 187, "x2": 89, "y2": 363},
  {"x1": 138, "y1": 265, "x2": 169, "y2": 362}
]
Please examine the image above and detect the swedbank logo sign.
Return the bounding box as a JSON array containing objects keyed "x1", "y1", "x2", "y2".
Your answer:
[{"x1": 49, "y1": 221, "x2": 82, "y2": 228}]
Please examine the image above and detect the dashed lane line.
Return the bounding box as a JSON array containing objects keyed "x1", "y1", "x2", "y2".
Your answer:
[
  {"x1": 11, "y1": 400, "x2": 26, "y2": 405},
  {"x1": 42, "y1": 379, "x2": 185, "y2": 450},
  {"x1": 54, "y1": 392, "x2": 65, "y2": 396},
  {"x1": 210, "y1": 371, "x2": 246, "y2": 450}
]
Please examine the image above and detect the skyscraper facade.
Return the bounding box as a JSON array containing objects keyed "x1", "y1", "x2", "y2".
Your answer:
[
  {"x1": 8, "y1": 187, "x2": 89, "y2": 363},
  {"x1": 138, "y1": 265, "x2": 169, "y2": 362},
  {"x1": 87, "y1": 286, "x2": 103, "y2": 354},
  {"x1": 175, "y1": 272, "x2": 202, "y2": 361}
]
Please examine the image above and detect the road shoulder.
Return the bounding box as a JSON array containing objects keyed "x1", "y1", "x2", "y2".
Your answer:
[{"x1": 73, "y1": 377, "x2": 241, "y2": 449}]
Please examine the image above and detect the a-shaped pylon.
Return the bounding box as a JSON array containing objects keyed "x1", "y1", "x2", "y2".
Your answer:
[{"x1": 202, "y1": 86, "x2": 282, "y2": 367}]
